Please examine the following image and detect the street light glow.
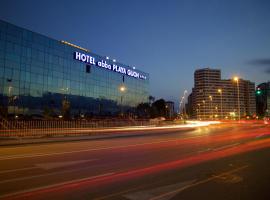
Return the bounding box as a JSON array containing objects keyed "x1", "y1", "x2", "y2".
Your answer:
[
  {"x1": 233, "y1": 77, "x2": 239, "y2": 82},
  {"x1": 120, "y1": 86, "x2": 126, "y2": 92}
]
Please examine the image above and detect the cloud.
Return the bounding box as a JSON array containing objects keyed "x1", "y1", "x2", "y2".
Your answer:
[
  {"x1": 248, "y1": 58, "x2": 270, "y2": 74},
  {"x1": 265, "y1": 68, "x2": 270, "y2": 74},
  {"x1": 248, "y1": 59, "x2": 270, "y2": 66}
]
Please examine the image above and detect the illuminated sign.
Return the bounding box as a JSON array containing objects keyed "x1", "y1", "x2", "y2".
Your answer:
[{"x1": 74, "y1": 52, "x2": 147, "y2": 80}]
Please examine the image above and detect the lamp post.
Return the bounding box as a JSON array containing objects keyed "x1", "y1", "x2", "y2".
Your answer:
[
  {"x1": 8, "y1": 86, "x2": 13, "y2": 115},
  {"x1": 60, "y1": 87, "x2": 70, "y2": 119},
  {"x1": 119, "y1": 85, "x2": 126, "y2": 116},
  {"x1": 197, "y1": 104, "x2": 201, "y2": 120},
  {"x1": 218, "y1": 89, "x2": 223, "y2": 119},
  {"x1": 6, "y1": 79, "x2": 13, "y2": 116},
  {"x1": 209, "y1": 95, "x2": 213, "y2": 120},
  {"x1": 202, "y1": 100, "x2": 205, "y2": 120},
  {"x1": 183, "y1": 90, "x2": 187, "y2": 119},
  {"x1": 233, "y1": 77, "x2": 240, "y2": 121}
]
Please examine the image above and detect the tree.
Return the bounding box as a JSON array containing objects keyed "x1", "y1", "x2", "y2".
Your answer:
[
  {"x1": 62, "y1": 98, "x2": 71, "y2": 120},
  {"x1": 136, "y1": 102, "x2": 151, "y2": 118},
  {"x1": 136, "y1": 98, "x2": 167, "y2": 118},
  {"x1": 148, "y1": 95, "x2": 155, "y2": 105},
  {"x1": 151, "y1": 99, "x2": 166, "y2": 117}
]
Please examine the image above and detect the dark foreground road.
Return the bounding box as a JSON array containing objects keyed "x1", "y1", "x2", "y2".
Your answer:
[{"x1": 0, "y1": 123, "x2": 269, "y2": 200}]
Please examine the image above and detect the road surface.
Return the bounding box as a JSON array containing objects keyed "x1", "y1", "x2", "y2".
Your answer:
[{"x1": 0, "y1": 122, "x2": 269, "y2": 200}]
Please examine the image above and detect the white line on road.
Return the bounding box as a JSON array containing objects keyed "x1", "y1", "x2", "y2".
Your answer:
[
  {"x1": 35, "y1": 159, "x2": 98, "y2": 170},
  {"x1": 197, "y1": 148, "x2": 212, "y2": 154},
  {"x1": 212, "y1": 143, "x2": 240, "y2": 152},
  {"x1": 0, "y1": 166, "x2": 37, "y2": 174},
  {"x1": 256, "y1": 134, "x2": 265, "y2": 138},
  {"x1": 0, "y1": 162, "x2": 101, "y2": 184},
  {"x1": 149, "y1": 165, "x2": 249, "y2": 200},
  {"x1": 0, "y1": 172, "x2": 115, "y2": 199},
  {"x1": 0, "y1": 136, "x2": 203, "y2": 161},
  {"x1": 0, "y1": 159, "x2": 98, "y2": 174}
]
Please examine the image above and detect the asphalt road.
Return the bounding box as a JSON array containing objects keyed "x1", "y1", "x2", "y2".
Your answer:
[{"x1": 0, "y1": 123, "x2": 269, "y2": 200}]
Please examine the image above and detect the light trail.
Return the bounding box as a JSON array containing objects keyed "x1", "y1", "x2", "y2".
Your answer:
[
  {"x1": 0, "y1": 120, "x2": 221, "y2": 136},
  {"x1": 2, "y1": 136, "x2": 270, "y2": 200}
]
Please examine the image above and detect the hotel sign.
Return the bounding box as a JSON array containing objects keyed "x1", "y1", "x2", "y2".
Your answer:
[{"x1": 74, "y1": 52, "x2": 147, "y2": 80}]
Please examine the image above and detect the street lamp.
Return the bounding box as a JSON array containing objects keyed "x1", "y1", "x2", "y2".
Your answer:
[
  {"x1": 119, "y1": 86, "x2": 126, "y2": 92},
  {"x1": 119, "y1": 85, "x2": 126, "y2": 116},
  {"x1": 183, "y1": 90, "x2": 187, "y2": 119},
  {"x1": 7, "y1": 86, "x2": 13, "y2": 115},
  {"x1": 202, "y1": 100, "x2": 205, "y2": 120},
  {"x1": 60, "y1": 87, "x2": 70, "y2": 119},
  {"x1": 197, "y1": 103, "x2": 201, "y2": 120},
  {"x1": 218, "y1": 89, "x2": 223, "y2": 119},
  {"x1": 209, "y1": 95, "x2": 213, "y2": 120},
  {"x1": 233, "y1": 77, "x2": 240, "y2": 121}
]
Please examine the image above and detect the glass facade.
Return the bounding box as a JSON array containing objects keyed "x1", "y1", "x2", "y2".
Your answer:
[{"x1": 0, "y1": 20, "x2": 149, "y2": 118}]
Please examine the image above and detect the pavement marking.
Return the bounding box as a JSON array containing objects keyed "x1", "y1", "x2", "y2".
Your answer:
[
  {"x1": 0, "y1": 159, "x2": 97, "y2": 175},
  {"x1": 0, "y1": 136, "x2": 203, "y2": 161},
  {"x1": 0, "y1": 172, "x2": 115, "y2": 199},
  {"x1": 197, "y1": 148, "x2": 212, "y2": 154},
  {"x1": 0, "y1": 166, "x2": 37, "y2": 174},
  {"x1": 95, "y1": 165, "x2": 248, "y2": 200},
  {"x1": 212, "y1": 173, "x2": 243, "y2": 184},
  {"x1": 212, "y1": 143, "x2": 240, "y2": 151},
  {"x1": 256, "y1": 134, "x2": 265, "y2": 138},
  {"x1": 94, "y1": 184, "x2": 158, "y2": 200},
  {"x1": 148, "y1": 165, "x2": 249, "y2": 200},
  {"x1": 0, "y1": 160, "x2": 99, "y2": 184},
  {"x1": 35, "y1": 159, "x2": 97, "y2": 170},
  {"x1": 123, "y1": 180, "x2": 196, "y2": 200}
]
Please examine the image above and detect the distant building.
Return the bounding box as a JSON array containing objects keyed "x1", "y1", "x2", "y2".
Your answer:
[
  {"x1": 185, "y1": 90, "x2": 194, "y2": 118},
  {"x1": 189, "y1": 68, "x2": 256, "y2": 120},
  {"x1": 256, "y1": 82, "x2": 270, "y2": 117},
  {"x1": 165, "y1": 101, "x2": 175, "y2": 119}
]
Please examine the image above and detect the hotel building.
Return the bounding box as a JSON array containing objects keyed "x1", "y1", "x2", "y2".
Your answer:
[{"x1": 0, "y1": 20, "x2": 149, "y2": 118}]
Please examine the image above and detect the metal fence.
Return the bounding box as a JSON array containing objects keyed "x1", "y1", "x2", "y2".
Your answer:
[{"x1": 0, "y1": 119, "x2": 159, "y2": 137}]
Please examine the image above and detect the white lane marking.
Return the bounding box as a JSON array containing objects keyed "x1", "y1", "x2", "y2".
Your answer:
[
  {"x1": 35, "y1": 159, "x2": 97, "y2": 170},
  {"x1": 0, "y1": 162, "x2": 102, "y2": 184},
  {"x1": 197, "y1": 148, "x2": 212, "y2": 154},
  {"x1": 212, "y1": 143, "x2": 240, "y2": 151},
  {"x1": 149, "y1": 165, "x2": 248, "y2": 200},
  {"x1": 123, "y1": 180, "x2": 196, "y2": 200},
  {"x1": 0, "y1": 166, "x2": 37, "y2": 174},
  {"x1": 256, "y1": 134, "x2": 265, "y2": 138},
  {"x1": 0, "y1": 159, "x2": 97, "y2": 176},
  {"x1": 0, "y1": 136, "x2": 203, "y2": 161},
  {"x1": 0, "y1": 172, "x2": 114, "y2": 199}
]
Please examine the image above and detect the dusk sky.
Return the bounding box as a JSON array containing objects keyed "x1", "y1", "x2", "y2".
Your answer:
[{"x1": 1, "y1": 0, "x2": 270, "y2": 104}]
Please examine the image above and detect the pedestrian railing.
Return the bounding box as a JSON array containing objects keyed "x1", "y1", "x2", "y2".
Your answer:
[{"x1": 0, "y1": 119, "x2": 158, "y2": 137}]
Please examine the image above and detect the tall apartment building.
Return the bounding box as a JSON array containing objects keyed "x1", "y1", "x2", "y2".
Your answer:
[{"x1": 188, "y1": 68, "x2": 255, "y2": 119}]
